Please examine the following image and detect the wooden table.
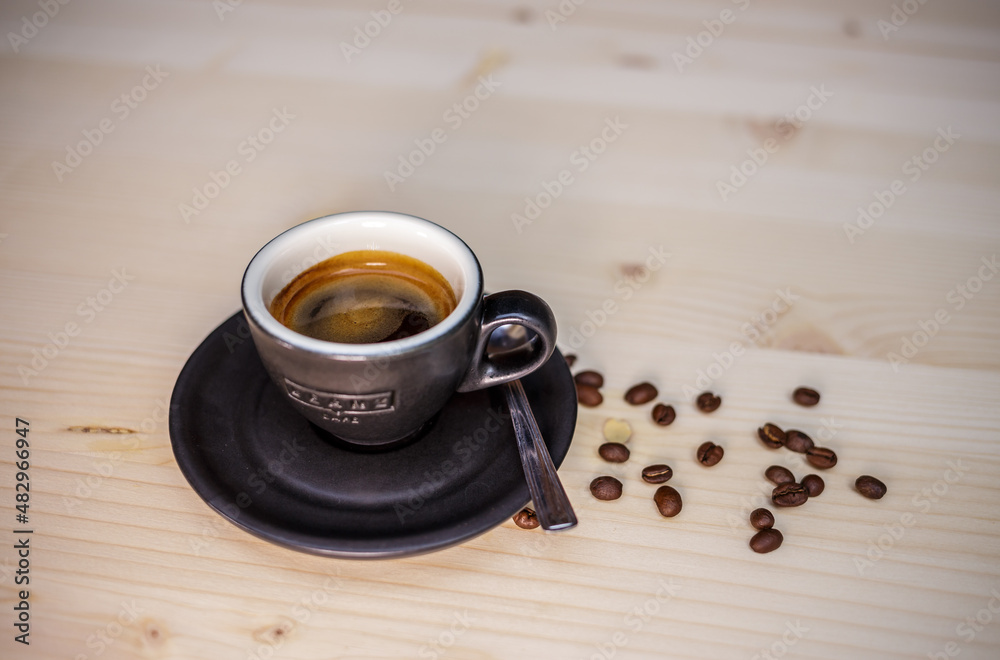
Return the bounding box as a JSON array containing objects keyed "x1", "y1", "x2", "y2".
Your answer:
[{"x1": 2, "y1": 1, "x2": 999, "y2": 658}]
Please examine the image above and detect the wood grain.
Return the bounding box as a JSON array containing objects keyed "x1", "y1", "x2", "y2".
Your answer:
[{"x1": 1, "y1": 0, "x2": 999, "y2": 658}]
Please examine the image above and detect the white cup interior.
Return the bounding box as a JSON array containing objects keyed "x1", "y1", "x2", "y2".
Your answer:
[{"x1": 242, "y1": 211, "x2": 481, "y2": 356}]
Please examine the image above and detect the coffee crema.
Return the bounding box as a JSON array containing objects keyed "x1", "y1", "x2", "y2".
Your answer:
[{"x1": 268, "y1": 250, "x2": 457, "y2": 344}]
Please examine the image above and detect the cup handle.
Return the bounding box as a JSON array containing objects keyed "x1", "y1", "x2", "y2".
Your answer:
[{"x1": 456, "y1": 290, "x2": 557, "y2": 392}]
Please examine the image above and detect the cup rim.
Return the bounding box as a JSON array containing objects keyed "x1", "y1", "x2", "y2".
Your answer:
[{"x1": 241, "y1": 211, "x2": 483, "y2": 357}]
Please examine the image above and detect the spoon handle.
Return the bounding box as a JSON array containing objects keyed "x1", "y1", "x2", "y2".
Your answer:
[{"x1": 503, "y1": 379, "x2": 577, "y2": 531}]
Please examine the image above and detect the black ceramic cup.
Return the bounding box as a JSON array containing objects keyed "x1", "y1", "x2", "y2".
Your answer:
[{"x1": 241, "y1": 211, "x2": 556, "y2": 446}]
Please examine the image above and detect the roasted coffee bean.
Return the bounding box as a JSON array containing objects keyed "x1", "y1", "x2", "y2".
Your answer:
[
  {"x1": 805, "y1": 446, "x2": 838, "y2": 470},
  {"x1": 564, "y1": 354, "x2": 577, "y2": 368},
  {"x1": 696, "y1": 441, "x2": 724, "y2": 467},
  {"x1": 855, "y1": 475, "x2": 887, "y2": 500},
  {"x1": 750, "y1": 508, "x2": 775, "y2": 531},
  {"x1": 772, "y1": 482, "x2": 809, "y2": 507},
  {"x1": 590, "y1": 476, "x2": 623, "y2": 501},
  {"x1": 758, "y1": 423, "x2": 787, "y2": 449},
  {"x1": 577, "y1": 384, "x2": 603, "y2": 407},
  {"x1": 749, "y1": 528, "x2": 784, "y2": 554},
  {"x1": 764, "y1": 465, "x2": 795, "y2": 486},
  {"x1": 574, "y1": 370, "x2": 604, "y2": 388},
  {"x1": 793, "y1": 387, "x2": 821, "y2": 407},
  {"x1": 653, "y1": 485, "x2": 682, "y2": 517},
  {"x1": 512, "y1": 508, "x2": 539, "y2": 529},
  {"x1": 784, "y1": 430, "x2": 815, "y2": 454},
  {"x1": 598, "y1": 442, "x2": 630, "y2": 463},
  {"x1": 625, "y1": 382, "x2": 658, "y2": 405},
  {"x1": 641, "y1": 464, "x2": 673, "y2": 484},
  {"x1": 801, "y1": 474, "x2": 825, "y2": 497},
  {"x1": 696, "y1": 391, "x2": 722, "y2": 413},
  {"x1": 651, "y1": 403, "x2": 676, "y2": 426}
]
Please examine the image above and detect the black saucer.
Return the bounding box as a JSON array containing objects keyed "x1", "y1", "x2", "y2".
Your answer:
[{"x1": 169, "y1": 312, "x2": 577, "y2": 559}]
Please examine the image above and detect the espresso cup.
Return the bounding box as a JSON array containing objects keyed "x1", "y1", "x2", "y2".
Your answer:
[{"x1": 241, "y1": 211, "x2": 557, "y2": 446}]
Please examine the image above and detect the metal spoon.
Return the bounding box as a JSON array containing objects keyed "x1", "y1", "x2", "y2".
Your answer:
[{"x1": 488, "y1": 325, "x2": 577, "y2": 531}]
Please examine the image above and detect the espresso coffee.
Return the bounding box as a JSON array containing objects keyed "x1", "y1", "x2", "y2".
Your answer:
[{"x1": 268, "y1": 250, "x2": 457, "y2": 344}]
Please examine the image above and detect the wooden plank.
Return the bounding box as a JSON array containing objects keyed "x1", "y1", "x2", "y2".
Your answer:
[{"x1": 1, "y1": 0, "x2": 999, "y2": 658}]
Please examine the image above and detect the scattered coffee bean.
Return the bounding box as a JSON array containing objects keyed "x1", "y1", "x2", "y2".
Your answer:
[
  {"x1": 577, "y1": 384, "x2": 603, "y2": 407},
  {"x1": 590, "y1": 476, "x2": 623, "y2": 501},
  {"x1": 512, "y1": 508, "x2": 539, "y2": 529},
  {"x1": 603, "y1": 418, "x2": 632, "y2": 444},
  {"x1": 855, "y1": 475, "x2": 887, "y2": 500},
  {"x1": 750, "y1": 508, "x2": 775, "y2": 531},
  {"x1": 695, "y1": 391, "x2": 722, "y2": 413},
  {"x1": 765, "y1": 465, "x2": 795, "y2": 486},
  {"x1": 575, "y1": 370, "x2": 604, "y2": 388},
  {"x1": 651, "y1": 403, "x2": 676, "y2": 426},
  {"x1": 625, "y1": 382, "x2": 658, "y2": 405},
  {"x1": 641, "y1": 464, "x2": 673, "y2": 484},
  {"x1": 801, "y1": 474, "x2": 825, "y2": 497},
  {"x1": 599, "y1": 442, "x2": 630, "y2": 463},
  {"x1": 653, "y1": 485, "x2": 683, "y2": 517},
  {"x1": 564, "y1": 354, "x2": 577, "y2": 368},
  {"x1": 772, "y1": 482, "x2": 809, "y2": 507},
  {"x1": 696, "y1": 441, "x2": 724, "y2": 467},
  {"x1": 749, "y1": 528, "x2": 784, "y2": 554},
  {"x1": 793, "y1": 387, "x2": 821, "y2": 407},
  {"x1": 805, "y1": 446, "x2": 838, "y2": 470},
  {"x1": 758, "y1": 423, "x2": 787, "y2": 449},
  {"x1": 784, "y1": 430, "x2": 815, "y2": 454}
]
